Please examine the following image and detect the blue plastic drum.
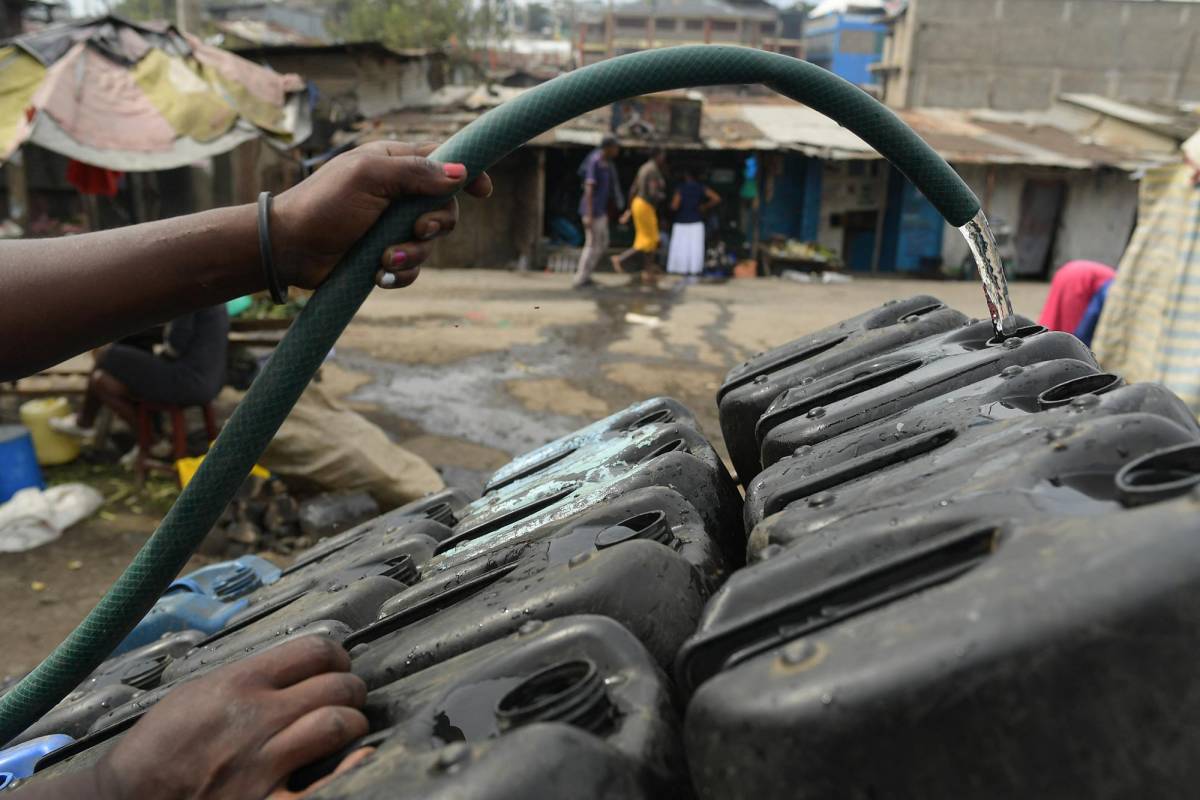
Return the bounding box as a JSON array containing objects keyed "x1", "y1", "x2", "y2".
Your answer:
[{"x1": 0, "y1": 426, "x2": 45, "y2": 504}]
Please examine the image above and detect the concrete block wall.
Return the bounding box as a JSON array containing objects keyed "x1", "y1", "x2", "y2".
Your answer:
[
  {"x1": 940, "y1": 163, "x2": 1137, "y2": 277},
  {"x1": 901, "y1": 0, "x2": 1200, "y2": 109}
]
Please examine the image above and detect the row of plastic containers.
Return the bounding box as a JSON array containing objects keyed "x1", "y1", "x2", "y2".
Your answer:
[{"x1": 7, "y1": 294, "x2": 1200, "y2": 797}]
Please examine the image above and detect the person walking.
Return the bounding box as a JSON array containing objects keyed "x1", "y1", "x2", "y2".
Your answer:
[
  {"x1": 666, "y1": 168, "x2": 721, "y2": 278},
  {"x1": 573, "y1": 135, "x2": 622, "y2": 289},
  {"x1": 613, "y1": 148, "x2": 667, "y2": 287}
]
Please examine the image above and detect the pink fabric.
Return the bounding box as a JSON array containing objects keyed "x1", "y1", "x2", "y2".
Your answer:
[
  {"x1": 185, "y1": 34, "x2": 303, "y2": 106},
  {"x1": 1038, "y1": 260, "x2": 1117, "y2": 333},
  {"x1": 33, "y1": 43, "x2": 176, "y2": 153}
]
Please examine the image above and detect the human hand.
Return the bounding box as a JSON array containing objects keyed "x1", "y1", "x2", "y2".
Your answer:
[
  {"x1": 271, "y1": 141, "x2": 493, "y2": 291},
  {"x1": 90, "y1": 636, "x2": 369, "y2": 800},
  {"x1": 266, "y1": 747, "x2": 375, "y2": 799},
  {"x1": 618, "y1": 210, "x2": 632, "y2": 224}
]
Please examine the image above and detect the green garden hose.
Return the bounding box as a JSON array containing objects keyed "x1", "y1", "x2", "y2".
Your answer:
[{"x1": 0, "y1": 45, "x2": 980, "y2": 744}]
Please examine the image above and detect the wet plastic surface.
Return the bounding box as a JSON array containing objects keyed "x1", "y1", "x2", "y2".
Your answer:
[
  {"x1": 685, "y1": 492, "x2": 1200, "y2": 799},
  {"x1": 443, "y1": 418, "x2": 742, "y2": 566},
  {"x1": 21, "y1": 294, "x2": 1200, "y2": 798},
  {"x1": 113, "y1": 555, "x2": 281, "y2": 655},
  {"x1": 305, "y1": 615, "x2": 684, "y2": 799},
  {"x1": 483, "y1": 397, "x2": 697, "y2": 495},
  {"x1": 718, "y1": 297, "x2": 970, "y2": 484},
  {"x1": 350, "y1": 539, "x2": 707, "y2": 688},
  {"x1": 744, "y1": 383, "x2": 1200, "y2": 542},
  {"x1": 754, "y1": 325, "x2": 1098, "y2": 470},
  {"x1": 7, "y1": 630, "x2": 205, "y2": 745}
]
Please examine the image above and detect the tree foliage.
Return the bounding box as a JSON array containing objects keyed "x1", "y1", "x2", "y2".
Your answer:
[
  {"x1": 525, "y1": 2, "x2": 551, "y2": 34},
  {"x1": 327, "y1": 0, "x2": 473, "y2": 51}
]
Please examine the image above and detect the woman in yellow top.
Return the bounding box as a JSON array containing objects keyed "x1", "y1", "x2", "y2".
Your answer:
[{"x1": 613, "y1": 149, "x2": 667, "y2": 287}]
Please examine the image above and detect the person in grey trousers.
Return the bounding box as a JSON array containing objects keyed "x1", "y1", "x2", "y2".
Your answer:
[{"x1": 573, "y1": 135, "x2": 622, "y2": 288}]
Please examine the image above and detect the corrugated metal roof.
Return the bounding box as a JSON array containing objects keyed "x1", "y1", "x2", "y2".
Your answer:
[
  {"x1": 351, "y1": 88, "x2": 1173, "y2": 170},
  {"x1": 1058, "y1": 92, "x2": 1198, "y2": 142},
  {"x1": 897, "y1": 108, "x2": 1170, "y2": 170},
  {"x1": 732, "y1": 103, "x2": 874, "y2": 156}
]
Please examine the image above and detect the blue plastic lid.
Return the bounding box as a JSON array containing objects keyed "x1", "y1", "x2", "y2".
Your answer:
[{"x1": 0, "y1": 734, "x2": 75, "y2": 785}]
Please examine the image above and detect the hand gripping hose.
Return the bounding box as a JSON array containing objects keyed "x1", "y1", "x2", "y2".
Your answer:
[{"x1": 0, "y1": 45, "x2": 980, "y2": 743}]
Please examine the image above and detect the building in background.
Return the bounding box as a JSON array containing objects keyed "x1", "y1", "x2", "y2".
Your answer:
[
  {"x1": 874, "y1": 0, "x2": 1200, "y2": 111},
  {"x1": 576, "y1": 0, "x2": 804, "y2": 66},
  {"x1": 206, "y1": 1, "x2": 328, "y2": 42},
  {"x1": 802, "y1": 0, "x2": 887, "y2": 89},
  {"x1": 232, "y1": 43, "x2": 450, "y2": 154}
]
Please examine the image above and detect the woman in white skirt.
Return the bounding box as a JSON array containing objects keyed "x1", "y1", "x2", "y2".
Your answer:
[{"x1": 667, "y1": 168, "x2": 721, "y2": 277}]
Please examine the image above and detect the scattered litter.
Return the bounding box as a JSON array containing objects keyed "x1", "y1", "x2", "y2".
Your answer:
[
  {"x1": 66, "y1": 560, "x2": 82, "y2": 570},
  {"x1": 780, "y1": 270, "x2": 854, "y2": 285},
  {"x1": 30, "y1": 581, "x2": 46, "y2": 592},
  {"x1": 625, "y1": 312, "x2": 662, "y2": 328},
  {"x1": 0, "y1": 484, "x2": 104, "y2": 553}
]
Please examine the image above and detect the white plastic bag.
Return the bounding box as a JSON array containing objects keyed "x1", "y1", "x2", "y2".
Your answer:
[{"x1": 0, "y1": 483, "x2": 104, "y2": 553}]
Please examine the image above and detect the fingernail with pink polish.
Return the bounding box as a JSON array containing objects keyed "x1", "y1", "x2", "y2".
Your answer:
[
  {"x1": 392, "y1": 250, "x2": 408, "y2": 268},
  {"x1": 443, "y1": 163, "x2": 467, "y2": 180}
]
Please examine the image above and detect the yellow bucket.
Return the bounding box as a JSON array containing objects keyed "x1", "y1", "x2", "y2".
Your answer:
[{"x1": 19, "y1": 397, "x2": 81, "y2": 466}]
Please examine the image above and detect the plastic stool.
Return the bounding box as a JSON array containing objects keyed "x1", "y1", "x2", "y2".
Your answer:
[{"x1": 134, "y1": 402, "x2": 219, "y2": 485}]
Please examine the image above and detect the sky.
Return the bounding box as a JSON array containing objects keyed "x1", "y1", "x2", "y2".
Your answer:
[{"x1": 66, "y1": 0, "x2": 110, "y2": 15}]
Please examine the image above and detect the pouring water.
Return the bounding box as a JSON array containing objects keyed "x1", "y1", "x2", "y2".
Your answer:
[{"x1": 959, "y1": 210, "x2": 1019, "y2": 338}]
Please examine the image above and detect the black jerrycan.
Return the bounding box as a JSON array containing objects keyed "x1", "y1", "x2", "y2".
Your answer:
[
  {"x1": 718, "y1": 296, "x2": 969, "y2": 484},
  {"x1": 300, "y1": 615, "x2": 685, "y2": 799}
]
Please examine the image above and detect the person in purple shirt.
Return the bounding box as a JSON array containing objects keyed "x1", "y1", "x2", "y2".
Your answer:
[{"x1": 573, "y1": 135, "x2": 622, "y2": 288}]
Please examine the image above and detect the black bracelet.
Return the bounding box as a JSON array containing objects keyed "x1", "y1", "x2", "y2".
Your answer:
[{"x1": 257, "y1": 191, "x2": 287, "y2": 305}]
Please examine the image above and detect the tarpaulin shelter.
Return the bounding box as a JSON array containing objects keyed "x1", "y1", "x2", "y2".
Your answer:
[
  {"x1": 0, "y1": 15, "x2": 310, "y2": 172},
  {"x1": 1093, "y1": 131, "x2": 1200, "y2": 412}
]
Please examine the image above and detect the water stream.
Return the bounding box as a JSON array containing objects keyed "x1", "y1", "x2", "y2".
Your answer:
[{"x1": 959, "y1": 210, "x2": 1019, "y2": 338}]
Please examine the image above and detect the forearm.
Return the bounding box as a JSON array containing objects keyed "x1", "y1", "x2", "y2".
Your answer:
[
  {"x1": 0, "y1": 204, "x2": 264, "y2": 381},
  {"x1": 582, "y1": 186, "x2": 594, "y2": 218}
]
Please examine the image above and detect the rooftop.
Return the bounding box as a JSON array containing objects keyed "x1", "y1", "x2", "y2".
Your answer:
[
  {"x1": 338, "y1": 87, "x2": 1175, "y2": 171},
  {"x1": 228, "y1": 41, "x2": 442, "y2": 60},
  {"x1": 585, "y1": 0, "x2": 778, "y2": 21},
  {"x1": 1058, "y1": 93, "x2": 1199, "y2": 142}
]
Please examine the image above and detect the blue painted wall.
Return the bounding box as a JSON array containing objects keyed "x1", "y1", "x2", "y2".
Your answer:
[
  {"x1": 802, "y1": 12, "x2": 886, "y2": 87},
  {"x1": 879, "y1": 165, "x2": 944, "y2": 273},
  {"x1": 759, "y1": 154, "x2": 822, "y2": 243}
]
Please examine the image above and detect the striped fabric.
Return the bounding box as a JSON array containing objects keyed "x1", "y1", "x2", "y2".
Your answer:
[{"x1": 1093, "y1": 164, "x2": 1200, "y2": 413}]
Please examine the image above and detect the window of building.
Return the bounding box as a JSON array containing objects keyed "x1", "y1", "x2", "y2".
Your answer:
[
  {"x1": 839, "y1": 28, "x2": 882, "y2": 55},
  {"x1": 711, "y1": 19, "x2": 737, "y2": 32},
  {"x1": 760, "y1": 21, "x2": 775, "y2": 35},
  {"x1": 616, "y1": 15, "x2": 644, "y2": 30},
  {"x1": 684, "y1": 18, "x2": 704, "y2": 30},
  {"x1": 804, "y1": 31, "x2": 835, "y2": 60},
  {"x1": 655, "y1": 16, "x2": 678, "y2": 30}
]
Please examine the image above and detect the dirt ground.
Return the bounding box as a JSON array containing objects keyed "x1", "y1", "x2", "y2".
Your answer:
[{"x1": 0, "y1": 269, "x2": 1050, "y2": 679}]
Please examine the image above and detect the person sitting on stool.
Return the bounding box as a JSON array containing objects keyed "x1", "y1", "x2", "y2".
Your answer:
[{"x1": 53, "y1": 306, "x2": 229, "y2": 464}]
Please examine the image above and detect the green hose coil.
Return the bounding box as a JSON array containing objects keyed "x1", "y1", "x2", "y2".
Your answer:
[{"x1": 0, "y1": 45, "x2": 980, "y2": 744}]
